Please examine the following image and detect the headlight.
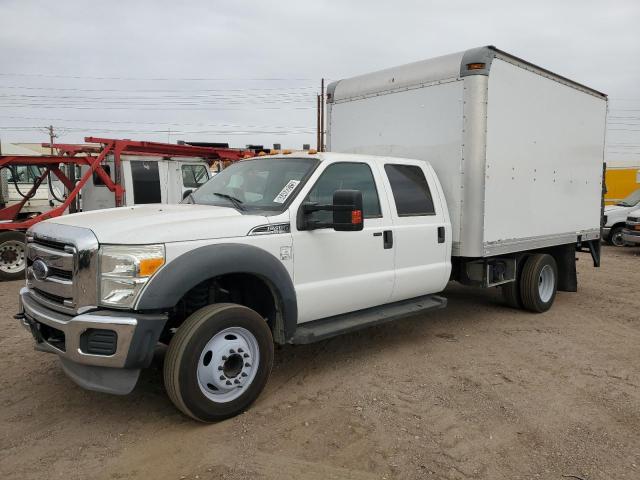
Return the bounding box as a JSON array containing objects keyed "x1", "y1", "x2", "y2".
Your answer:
[{"x1": 99, "y1": 244, "x2": 165, "y2": 308}]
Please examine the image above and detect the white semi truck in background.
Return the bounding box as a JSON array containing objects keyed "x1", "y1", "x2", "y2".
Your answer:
[{"x1": 16, "y1": 46, "x2": 607, "y2": 422}]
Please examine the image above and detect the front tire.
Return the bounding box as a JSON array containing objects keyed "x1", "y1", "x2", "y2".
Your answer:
[
  {"x1": 519, "y1": 254, "x2": 558, "y2": 313},
  {"x1": 164, "y1": 303, "x2": 274, "y2": 422},
  {"x1": 0, "y1": 231, "x2": 26, "y2": 281},
  {"x1": 608, "y1": 226, "x2": 625, "y2": 247}
]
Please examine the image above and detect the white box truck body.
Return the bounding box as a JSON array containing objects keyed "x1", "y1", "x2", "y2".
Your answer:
[{"x1": 327, "y1": 45, "x2": 607, "y2": 257}]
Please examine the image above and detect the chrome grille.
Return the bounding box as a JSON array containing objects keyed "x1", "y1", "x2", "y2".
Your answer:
[
  {"x1": 27, "y1": 238, "x2": 75, "y2": 311},
  {"x1": 25, "y1": 222, "x2": 99, "y2": 315}
]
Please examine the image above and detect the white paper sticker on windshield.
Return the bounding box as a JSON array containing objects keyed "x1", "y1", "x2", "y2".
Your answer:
[{"x1": 273, "y1": 180, "x2": 300, "y2": 203}]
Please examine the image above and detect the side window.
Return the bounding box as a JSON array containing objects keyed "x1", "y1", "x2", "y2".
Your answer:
[
  {"x1": 130, "y1": 161, "x2": 161, "y2": 204},
  {"x1": 304, "y1": 162, "x2": 381, "y2": 224},
  {"x1": 93, "y1": 164, "x2": 112, "y2": 186},
  {"x1": 8, "y1": 165, "x2": 44, "y2": 184},
  {"x1": 182, "y1": 164, "x2": 209, "y2": 189},
  {"x1": 384, "y1": 164, "x2": 435, "y2": 216}
]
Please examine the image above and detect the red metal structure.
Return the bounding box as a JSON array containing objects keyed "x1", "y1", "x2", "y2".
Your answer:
[{"x1": 0, "y1": 137, "x2": 253, "y2": 231}]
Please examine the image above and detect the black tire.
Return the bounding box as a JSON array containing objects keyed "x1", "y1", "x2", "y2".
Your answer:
[
  {"x1": 519, "y1": 254, "x2": 558, "y2": 313},
  {"x1": 0, "y1": 231, "x2": 26, "y2": 281},
  {"x1": 608, "y1": 225, "x2": 625, "y2": 247},
  {"x1": 164, "y1": 303, "x2": 273, "y2": 422}
]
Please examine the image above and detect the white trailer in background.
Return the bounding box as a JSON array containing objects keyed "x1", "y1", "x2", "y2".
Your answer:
[{"x1": 327, "y1": 45, "x2": 607, "y2": 298}]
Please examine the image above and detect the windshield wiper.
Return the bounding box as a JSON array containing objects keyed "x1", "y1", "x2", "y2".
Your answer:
[{"x1": 213, "y1": 192, "x2": 244, "y2": 211}]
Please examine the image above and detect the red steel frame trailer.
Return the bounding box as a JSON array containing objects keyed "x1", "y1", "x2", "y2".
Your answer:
[
  {"x1": 0, "y1": 136, "x2": 252, "y2": 230},
  {"x1": 0, "y1": 137, "x2": 252, "y2": 280}
]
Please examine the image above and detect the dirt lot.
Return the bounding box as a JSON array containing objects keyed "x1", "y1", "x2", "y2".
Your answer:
[{"x1": 1, "y1": 246, "x2": 639, "y2": 480}]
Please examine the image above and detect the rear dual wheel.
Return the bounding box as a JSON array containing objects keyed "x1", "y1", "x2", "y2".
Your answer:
[
  {"x1": 164, "y1": 303, "x2": 274, "y2": 422},
  {"x1": 502, "y1": 253, "x2": 558, "y2": 313}
]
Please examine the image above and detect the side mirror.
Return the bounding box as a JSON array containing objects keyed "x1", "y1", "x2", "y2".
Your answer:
[
  {"x1": 332, "y1": 189, "x2": 363, "y2": 231},
  {"x1": 298, "y1": 189, "x2": 363, "y2": 231},
  {"x1": 182, "y1": 189, "x2": 193, "y2": 200}
]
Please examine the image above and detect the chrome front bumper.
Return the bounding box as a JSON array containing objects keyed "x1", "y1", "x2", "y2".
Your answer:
[
  {"x1": 18, "y1": 287, "x2": 166, "y2": 369},
  {"x1": 622, "y1": 229, "x2": 640, "y2": 245}
]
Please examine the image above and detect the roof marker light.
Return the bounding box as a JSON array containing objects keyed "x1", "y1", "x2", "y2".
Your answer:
[{"x1": 467, "y1": 62, "x2": 486, "y2": 70}]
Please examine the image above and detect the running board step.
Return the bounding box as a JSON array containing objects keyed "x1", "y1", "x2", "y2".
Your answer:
[{"x1": 290, "y1": 294, "x2": 447, "y2": 344}]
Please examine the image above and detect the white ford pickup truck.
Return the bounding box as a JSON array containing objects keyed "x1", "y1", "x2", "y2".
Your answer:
[{"x1": 16, "y1": 46, "x2": 607, "y2": 422}]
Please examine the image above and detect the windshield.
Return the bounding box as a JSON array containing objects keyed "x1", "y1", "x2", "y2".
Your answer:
[
  {"x1": 617, "y1": 189, "x2": 640, "y2": 207},
  {"x1": 188, "y1": 157, "x2": 317, "y2": 211}
]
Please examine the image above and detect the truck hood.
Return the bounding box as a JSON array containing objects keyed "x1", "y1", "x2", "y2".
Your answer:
[
  {"x1": 45, "y1": 204, "x2": 268, "y2": 244},
  {"x1": 604, "y1": 204, "x2": 629, "y2": 213}
]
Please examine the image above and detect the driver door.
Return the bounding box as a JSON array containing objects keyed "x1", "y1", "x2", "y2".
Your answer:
[{"x1": 291, "y1": 160, "x2": 395, "y2": 324}]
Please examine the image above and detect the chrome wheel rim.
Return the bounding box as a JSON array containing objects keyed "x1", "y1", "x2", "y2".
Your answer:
[
  {"x1": 197, "y1": 327, "x2": 259, "y2": 403},
  {"x1": 538, "y1": 264, "x2": 555, "y2": 303},
  {"x1": 0, "y1": 240, "x2": 25, "y2": 274}
]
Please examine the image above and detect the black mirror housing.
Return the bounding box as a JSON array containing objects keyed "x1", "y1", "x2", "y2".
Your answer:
[
  {"x1": 298, "y1": 189, "x2": 364, "y2": 231},
  {"x1": 332, "y1": 189, "x2": 363, "y2": 231}
]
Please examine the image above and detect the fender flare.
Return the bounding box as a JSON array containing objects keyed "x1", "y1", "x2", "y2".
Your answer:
[{"x1": 135, "y1": 243, "x2": 298, "y2": 340}]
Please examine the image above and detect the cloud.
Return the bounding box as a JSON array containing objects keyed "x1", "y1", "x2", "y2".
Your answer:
[{"x1": 0, "y1": 0, "x2": 638, "y2": 159}]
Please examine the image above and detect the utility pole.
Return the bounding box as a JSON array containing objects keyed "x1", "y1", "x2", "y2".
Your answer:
[
  {"x1": 47, "y1": 125, "x2": 57, "y2": 154},
  {"x1": 320, "y1": 78, "x2": 325, "y2": 152},
  {"x1": 316, "y1": 94, "x2": 321, "y2": 151}
]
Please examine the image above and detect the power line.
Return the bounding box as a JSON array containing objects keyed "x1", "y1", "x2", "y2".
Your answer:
[
  {"x1": 0, "y1": 85, "x2": 317, "y2": 93},
  {"x1": 0, "y1": 115, "x2": 312, "y2": 129},
  {"x1": 0, "y1": 72, "x2": 314, "y2": 81},
  {"x1": 0, "y1": 115, "x2": 313, "y2": 129},
  {"x1": 0, "y1": 126, "x2": 315, "y2": 135},
  {"x1": 0, "y1": 104, "x2": 313, "y2": 111},
  {"x1": 0, "y1": 92, "x2": 314, "y2": 100}
]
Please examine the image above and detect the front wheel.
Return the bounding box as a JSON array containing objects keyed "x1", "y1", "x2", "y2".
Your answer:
[
  {"x1": 164, "y1": 303, "x2": 274, "y2": 422},
  {"x1": 608, "y1": 226, "x2": 625, "y2": 247},
  {"x1": 519, "y1": 254, "x2": 558, "y2": 313},
  {"x1": 0, "y1": 231, "x2": 26, "y2": 281}
]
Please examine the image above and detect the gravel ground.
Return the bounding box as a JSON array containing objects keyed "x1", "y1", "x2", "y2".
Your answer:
[{"x1": 1, "y1": 245, "x2": 639, "y2": 480}]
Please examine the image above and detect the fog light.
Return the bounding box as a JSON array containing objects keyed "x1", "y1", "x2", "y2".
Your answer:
[{"x1": 80, "y1": 329, "x2": 117, "y2": 356}]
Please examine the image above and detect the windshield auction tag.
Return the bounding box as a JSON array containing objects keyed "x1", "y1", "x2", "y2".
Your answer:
[{"x1": 273, "y1": 180, "x2": 300, "y2": 203}]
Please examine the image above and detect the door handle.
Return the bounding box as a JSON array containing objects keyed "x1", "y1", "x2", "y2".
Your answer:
[
  {"x1": 438, "y1": 226, "x2": 445, "y2": 244},
  {"x1": 383, "y1": 230, "x2": 393, "y2": 249}
]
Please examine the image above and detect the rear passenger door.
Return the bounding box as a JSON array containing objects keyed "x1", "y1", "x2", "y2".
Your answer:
[{"x1": 380, "y1": 162, "x2": 450, "y2": 301}]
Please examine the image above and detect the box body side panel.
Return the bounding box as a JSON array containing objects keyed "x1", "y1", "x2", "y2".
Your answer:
[
  {"x1": 483, "y1": 58, "x2": 607, "y2": 249},
  {"x1": 328, "y1": 80, "x2": 466, "y2": 248}
]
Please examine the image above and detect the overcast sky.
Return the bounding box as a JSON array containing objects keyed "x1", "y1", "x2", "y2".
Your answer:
[{"x1": 0, "y1": 0, "x2": 639, "y2": 164}]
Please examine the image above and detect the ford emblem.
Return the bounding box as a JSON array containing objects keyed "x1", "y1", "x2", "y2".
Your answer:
[{"x1": 32, "y1": 259, "x2": 49, "y2": 281}]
